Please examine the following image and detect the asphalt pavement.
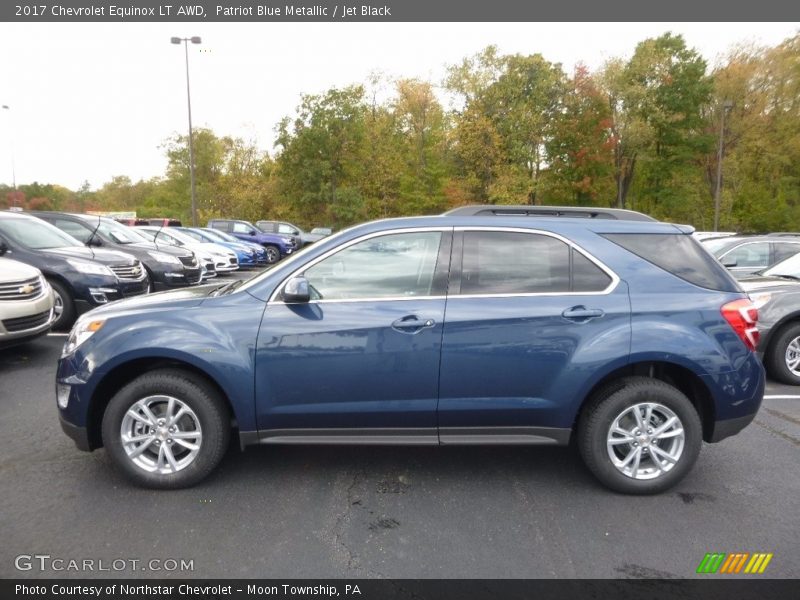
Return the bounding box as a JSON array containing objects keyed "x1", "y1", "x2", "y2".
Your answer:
[{"x1": 1, "y1": 274, "x2": 798, "y2": 579}]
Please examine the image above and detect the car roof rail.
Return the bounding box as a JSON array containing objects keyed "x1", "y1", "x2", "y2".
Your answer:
[
  {"x1": 767, "y1": 232, "x2": 800, "y2": 237},
  {"x1": 441, "y1": 204, "x2": 657, "y2": 222}
]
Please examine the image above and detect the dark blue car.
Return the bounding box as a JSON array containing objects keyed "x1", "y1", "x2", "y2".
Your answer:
[{"x1": 56, "y1": 207, "x2": 765, "y2": 493}]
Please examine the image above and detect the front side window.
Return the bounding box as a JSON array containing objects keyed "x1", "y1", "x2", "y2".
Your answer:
[
  {"x1": 723, "y1": 242, "x2": 769, "y2": 268},
  {"x1": 232, "y1": 222, "x2": 253, "y2": 234},
  {"x1": 304, "y1": 231, "x2": 443, "y2": 300},
  {"x1": 278, "y1": 224, "x2": 299, "y2": 235},
  {"x1": 773, "y1": 242, "x2": 800, "y2": 263}
]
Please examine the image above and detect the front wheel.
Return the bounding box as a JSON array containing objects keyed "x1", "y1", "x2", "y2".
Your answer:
[
  {"x1": 578, "y1": 377, "x2": 702, "y2": 494},
  {"x1": 48, "y1": 279, "x2": 76, "y2": 331},
  {"x1": 101, "y1": 369, "x2": 230, "y2": 489},
  {"x1": 263, "y1": 245, "x2": 280, "y2": 264}
]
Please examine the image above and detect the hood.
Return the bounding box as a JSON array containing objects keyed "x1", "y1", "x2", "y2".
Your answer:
[
  {"x1": 0, "y1": 257, "x2": 42, "y2": 281},
  {"x1": 42, "y1": 246, "x2": 137, "y2": 266},
  {"x1": 83, "y1": 284, "x2": 217, "y2": 319},
  {"x1": 738, "y1": 276, "x2": 800, "y2": 293}
]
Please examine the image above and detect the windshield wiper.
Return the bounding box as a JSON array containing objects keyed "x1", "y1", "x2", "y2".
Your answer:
[
  {"x1": 210, "y1": 279, "x2": 244, "y2": 296},
  {"x1": 773, "y1": 274, "x2": 800, "y2": 281}
]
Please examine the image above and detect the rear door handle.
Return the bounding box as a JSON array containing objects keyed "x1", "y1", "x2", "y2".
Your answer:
[
  {"x1": 562, "y1": 306, "x2": 604, "y2": 321},
  {"x1": 391, "y1": 316, "x2": 436, "y2": 334}
]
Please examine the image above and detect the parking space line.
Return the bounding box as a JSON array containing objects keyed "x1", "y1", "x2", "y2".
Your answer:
[
  {"x1": 47, "y1": 333, "x2": 68, "y2": 337},
  {"x1": 763, "y1": 394, "x2": 800, "y2": 399}
]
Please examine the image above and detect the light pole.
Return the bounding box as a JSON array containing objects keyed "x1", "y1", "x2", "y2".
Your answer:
[
  {"x1": 171, "y1": 36, "x2": 201, "y2": 226},
  {"x1": 713, "y1": 99, "x2": 734, "y2": 232},
  {"x1": 1, "y1": 104, "x2": 16, "y2": 191}
]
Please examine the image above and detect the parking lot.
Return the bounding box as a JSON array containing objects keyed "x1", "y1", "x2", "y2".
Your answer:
[{"x1": 1, "y1": 268, "x2": 798, "y2": 579}]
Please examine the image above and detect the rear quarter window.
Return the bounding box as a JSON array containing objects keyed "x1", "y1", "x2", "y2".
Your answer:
[{"x1": 604, "y1": 233, "x2": 740, "y2": 292}]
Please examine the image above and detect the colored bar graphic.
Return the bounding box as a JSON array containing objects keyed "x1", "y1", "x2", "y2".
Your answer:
[{"x1": 698, "y1": 552, "x2": 773, "y2": 574}]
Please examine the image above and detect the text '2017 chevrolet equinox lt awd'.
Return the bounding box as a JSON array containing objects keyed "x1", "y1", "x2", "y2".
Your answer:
[{"x1": 56, "y1": 206, "x2": 765, "y2": 493}]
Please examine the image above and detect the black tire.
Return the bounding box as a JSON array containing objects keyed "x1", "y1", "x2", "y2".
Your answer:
[
  {"x1": 765, "y1": 322, "x2": 800, "y2": 385},
  {"x1": 577, "y1": 377, "x2": 702, "y2": 494},
  {"x1": 48, "y1": 279, "x2": 76, "y2": 331},
  {"x1": 101, "y1": 369, "x2": 230, "y2": 489},
  {"x1": 264, "y1": 245, "x2": 280, "y2": 264}
]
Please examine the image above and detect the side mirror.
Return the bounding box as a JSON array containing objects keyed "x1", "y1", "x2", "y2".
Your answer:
[
  {"x1": 249, "y1": 229, "x2": 257, "y2": 236},
  {"x1": 283, "y1": 276, "x2": 310, "y2": 303},
  {"x1": 0, "y1": 241, "x2": 7, "y2": 256},
  {"x1": 88, "y1": 237, "x2": 103, "y2": 247},
  {"x1": 722, "y1": 258, "x2": 737, "y2": 268}
]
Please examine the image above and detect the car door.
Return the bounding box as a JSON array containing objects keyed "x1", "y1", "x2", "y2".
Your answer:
[
  {"x1": 254, "y1": 228, "x2": 452, "y2": 441},
  {"x1": 437, "y1": 229, "x2": 631, "y2": 443}
]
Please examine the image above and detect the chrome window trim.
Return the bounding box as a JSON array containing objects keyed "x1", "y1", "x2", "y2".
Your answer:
[
  {"x1": 268, "y1": 225, "x2": 620, "y2": 304},
  {"x1": 268, "y1": 227, "x2": 452, "y2": 303}
]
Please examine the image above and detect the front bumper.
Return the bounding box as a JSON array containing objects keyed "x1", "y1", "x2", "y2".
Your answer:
[
  {"x1": 152, "y1": 265, "x2": 203, "y2": 290},
  {"x1": 59, "y1": 413, "x2": 91, "y2": 451},
  {"x1": 0, "y1": 288, "x2": 56, "y2": 344}
]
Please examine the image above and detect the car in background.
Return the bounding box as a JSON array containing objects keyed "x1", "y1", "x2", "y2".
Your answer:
[
  {"x1": 0, "y1": 257, "x2": 56, "y2": 347},
  {"x1": 135, "y1": 227, "x2": 218, "y2": 280},
  {"x1": 207, "y1": 219, "x2": 296, "y2": 263},
  {"x1": 739, "y1": 251, "x2": 800, "y2": 385},
  {"x1": 147, "y1": 218, "x2": 183, "y2": 227},
  {"x1": 57, "y1": 205, "x2": 764, "y2": 493},
  {"x1": 0, "y1": 212, "x2": 149, "y2": 329},
  {"x1": 137, "y1": 226, "x2": 240, "y2": 278},
  {"x1": 310, "y1": 227, "x2": 333, "y2": 238},
  {"x1": 255, "y1": 220, "x2": 331, "y2": 247},
  {"x1": 32, "y1": 212, "x2": 203, "y2": 291},
  {"x1": 701, "y1": 234, "x2": 800, "y2": 277},
  {"x1": 177, "y1": 227, "x2": 261, "y2": 268},
  {"x1": 692, "y1": 231, "x2": 737, "y2": 241}
]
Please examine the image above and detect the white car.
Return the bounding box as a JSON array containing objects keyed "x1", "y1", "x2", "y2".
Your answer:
[
  {"x1": 137, "y1": 227, "x2": 240, "y2": 277},
  {"x1": 0, "y1": 257, "x2": 56, "y2": 347}
]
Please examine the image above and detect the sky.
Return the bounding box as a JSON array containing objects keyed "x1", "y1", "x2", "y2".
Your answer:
[{"x1": 0, "y1": 22, "x2": 797, "y2": 191}]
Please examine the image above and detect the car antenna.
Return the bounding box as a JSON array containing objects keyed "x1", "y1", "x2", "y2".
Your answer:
[{"x1": 87, "y1": 215, "x2": 101, "y2": 258}]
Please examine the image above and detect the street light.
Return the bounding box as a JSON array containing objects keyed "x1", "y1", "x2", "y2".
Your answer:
[
  {"x1": 1, "y1": 104, "x2": 16, "y2": 191},
  {"x1": 713, "y1": 99, "x2": 734, "y2": 232},
  {"x1": 171, "y1": 36, "x2": 202, "y2": 226}
]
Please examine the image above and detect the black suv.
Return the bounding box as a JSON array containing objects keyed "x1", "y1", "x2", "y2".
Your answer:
[
  {"x1": 0, "y1": 212, "x2": 149, "y2": 329},
  {"x1": 33, "y1": 213, "x2": 203, "y2": 291}
]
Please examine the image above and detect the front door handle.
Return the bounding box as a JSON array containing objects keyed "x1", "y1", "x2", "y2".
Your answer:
[
  {"x1": 562, "y1": 306, "x2": 604, "y2": 322},
  {"x1": 391, "y1": 316, "x2": 436, "y2": 334}
]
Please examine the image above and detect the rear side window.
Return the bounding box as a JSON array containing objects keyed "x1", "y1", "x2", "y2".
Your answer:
[
  {"x1": 604, "y1": 233, "x2": 739, "y2": 292},
  {"x1": 459, "y1": 232, "x2": 612, "y2": 295},
  {"x1": 773, "y1": 242, "x2": 800, "y2": 262}
]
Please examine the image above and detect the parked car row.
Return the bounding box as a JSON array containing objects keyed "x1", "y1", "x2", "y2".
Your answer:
[{"x1": 0, "y1": 211, "x2": 281, "y2": 332}]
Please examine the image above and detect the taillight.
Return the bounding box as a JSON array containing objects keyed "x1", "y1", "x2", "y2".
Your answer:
[{"x1": 721, "y1": 299, "x2": 759, "y2": 352}]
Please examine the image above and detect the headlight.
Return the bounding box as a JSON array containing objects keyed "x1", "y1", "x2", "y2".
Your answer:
[
  {"x1": 147, "y1": 251, "x2": 182, "y2": 265},
  {"x1": 66, "y1": 259, "x2": 115, "y2": 277},
  {"x1": 749, "y1": 292, "x2": 772, "y2": 310},
  {"x1": 62, "y1": 318, "x2": 105, "y2": 357}
]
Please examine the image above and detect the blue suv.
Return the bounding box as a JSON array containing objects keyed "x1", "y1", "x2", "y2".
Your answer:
[
  {"x1": 207, "y1": 219, "x2": 296, "y2": 263},
  {"x1": 56, "y1": 206, "x2": 764, "y2": 493}
]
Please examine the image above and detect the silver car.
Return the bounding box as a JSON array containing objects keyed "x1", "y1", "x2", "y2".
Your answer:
[{"x1": 0, "y1": 257, "x2": 56, "y2": 347}]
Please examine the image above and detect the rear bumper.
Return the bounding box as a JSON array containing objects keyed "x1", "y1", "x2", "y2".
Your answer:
[{"x1": 709, "y1": 413, "x2": 758, "y2": 443}]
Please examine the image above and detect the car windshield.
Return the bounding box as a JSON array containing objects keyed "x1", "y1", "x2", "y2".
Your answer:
[
  {"x1": 702, "y1": 237, "x2": 740, "y2": 255},
  {"x1": 94, "y1": 218, "x2": 148, "y2": 244},
  {"x1": 763, "y1": 252, "x2": 800, "y2": 278},
  {"x1": 145, "y1": 227, "x2": 195, "y2": 246},
  {"x1": 0, "y1": 217, "x2": 84, "y2": 249},
  {"x1": 202, "y1": 228, "x2": 239, "y2": 243}
]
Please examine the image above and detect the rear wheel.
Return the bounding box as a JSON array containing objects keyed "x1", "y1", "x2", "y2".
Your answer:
[
  {"x1": 264, "y1": 245, "x2": 280, "y2": 264},
  {"x1": 48, "y1": 279, "x2": 76, "y2": 331},
  {"x1": 578, "y1": 377, "x2": 702, "y2": 494},
  {"x1": 101, "y1": 369, "x2": 230, "y2": 489},
  {"x1": 765, "y1": 322, "x2": 800, "y2": 385}
]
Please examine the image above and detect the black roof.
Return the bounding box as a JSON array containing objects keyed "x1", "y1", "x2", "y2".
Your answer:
[{"x1": 442, "y1": 205, "x2": 657, "y2": 222}]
